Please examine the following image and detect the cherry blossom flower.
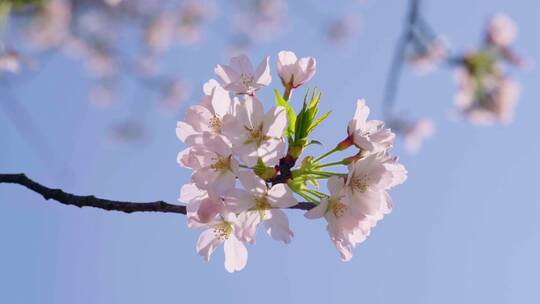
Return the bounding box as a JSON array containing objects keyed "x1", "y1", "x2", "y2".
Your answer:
[
  {"x1": 305, "y1": 176, "x2": 364, "y2": 260},
  {"x1": 104, "y1": 0, "x2": 123, "y2": 6},
  {"x1": 346, "y1": 99, "x2": 395, "y2": 153},
  {"x1": 175, "y1": 52, "x2": 408, "y2": 271},
  {"x1": 223, "y1": 171, "x2": 297, "y2": 243},
  {"x1": 177, "y1": 0, "x2": 216, "y2": 45},
  {"x1": 222, "y1": 95, "x2": 287, "y2": 166},
  {"x1": 344, "y1": 153, "x2": 406, "y2": 218},
  {"x1": 28, "y1": 0, "x2": 71, "y2": 48},
  {"x1": 454, "y1": 69, "x2": 521, "y2": 125},
  {"x1": 231, "y1": 0, "x2": 287, "y2": 43},
  {"x1": 277, "y1": 51, "x2": 316, "y2": 89},
  {"x1": 0, "y1": 52, "x2": 21, "y2": 73},
  {"x1": 178, "y1": 133, "x2": 239, "y2": 194},
  {"x1": 403, "y1": 118, "x2": 435, "y2": 154},
  {"x1": 215, "y1": 54, "x2": 271, "y2": 95},
  {"x1": 176, "y1": 80, "x2": 236, "y2": 144},
  {"x1": 160, "y1": 80, "x2": 192, "y2": 113},
  {"x1": 487, "y1": 14, "x2": 517, "y2": 48},
  {"x1": 145, "y1": 13, "x2": 176, "y2": 52},
  {"x1": 407, "y1": 39, "x2": 447, "y2": 74},
  {"x1": 196, "y1": 211, "x2": 250, "y2": 273},
  {"x1": 326, "y1": 15, "x2": 359, "y2": 45}
]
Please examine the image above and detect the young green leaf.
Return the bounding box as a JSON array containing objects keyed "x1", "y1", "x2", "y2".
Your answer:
[{"x1": 274, "y1": 89, "x2": 296, "y2": 137}]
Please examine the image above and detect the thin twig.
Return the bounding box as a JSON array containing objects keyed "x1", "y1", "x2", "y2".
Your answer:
[
  {"x1": 0, "y1": 81, "x2": 58, "y2": 170},
  {"x1": 381, "y1": 0, "x2": 421, "y2": 119},
  {"x1": 0, "y1": 173, "x2": 317, "y2": 214}
]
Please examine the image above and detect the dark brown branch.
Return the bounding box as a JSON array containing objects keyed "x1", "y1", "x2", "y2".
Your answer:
[{"x1": 0, "y1": 173, "x2": 316, "y2": 215}]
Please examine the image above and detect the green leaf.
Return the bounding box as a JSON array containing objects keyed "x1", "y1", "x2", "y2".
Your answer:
[
  {"x1": 308, "y1": 111, "x2": 331, "y2": 134},
  {"x1": 306, "y1": 139, "x2": 323, "y2": 147},
  {"x1": 253, "y1": 158, "x2": 276, "y2": 180},
  {"x1": 274, "y1": 89, "x2": 296, "y2": 137},
  {"x1": 0, "y1": 2, "x2": 11, "y2": 27}
]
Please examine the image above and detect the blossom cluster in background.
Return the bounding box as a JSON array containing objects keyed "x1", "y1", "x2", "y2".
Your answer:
[
  {"x1": 453, "y1": 14, "x2": 523, "y2": 125},
  {"x1": 176, "y1": 51, "x2": 407, "y2": 272},
  {"x1": 0, "y1": 1, "x2": 529, "y2": 156},
  {"x1": 385, "y1": 12, "x2": 525, "y2": 154}
]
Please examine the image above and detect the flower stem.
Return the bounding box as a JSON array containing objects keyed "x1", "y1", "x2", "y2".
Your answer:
[
  {"x1": 295, "y1": 190, "x2": 318, "y2": 203},
  {"x1": 283, "y1": 85, "x2": 293, "y2": 101},
  {"x1": 313, "y1": 146, "x2": 340, "y2": 163},
  {"x1": 239, "y1": 164, "x2": 251, "y2": 169},
  {"x1": 304, "y1": 170, "x2": 343, "y2": 178},
  {"x1": 305, "y1": 189, "x2": 327, "y2": 199},
  {"x1": 315, "y1": 160, "x2": 346, "y2": 169}
]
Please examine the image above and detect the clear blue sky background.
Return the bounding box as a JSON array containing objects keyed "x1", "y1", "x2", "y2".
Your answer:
[{"x1": 1, "y1": 0, "x2": 539, "y2": 303}]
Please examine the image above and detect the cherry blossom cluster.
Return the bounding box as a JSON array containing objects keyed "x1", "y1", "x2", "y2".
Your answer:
[
  {"x1": 453, "y1": 14, "x2": 524, "y2": 125},
  {"x1": 176, "y1": 51, "x2": 407, "y2": 272},
  {"x1": 387, "y1": 13, "x2": 525, "y2": 154}
]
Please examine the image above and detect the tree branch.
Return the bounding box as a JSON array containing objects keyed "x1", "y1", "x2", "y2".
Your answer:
[
  {"x1": 382, "y1": 0, "x2": 421, "y2": 118},
  {"x1": 0, "y1": 173, "x2": 317, "y2": 215}
]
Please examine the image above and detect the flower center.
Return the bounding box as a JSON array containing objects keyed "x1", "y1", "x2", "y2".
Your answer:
[
  {"x1": 210, "y1": 155, "x2": 232, "y2": 172},
  {"x1": 253, "y1": 196, "x2": 271, "y2": 220},
  {"x1": 213, "y1": 222, "x2": 233, "y2": 241},
  {"x1": 244, "y1": 125, "x2": 269, "y2": 146},
  {"x1": 208, "y1": 115, "x2": 222, "y2": 132},
  {"x1": 239, "y1": 73, "x2": 254, "y2": 88},
  {"x1": 329, "y1": 199, "x2": 348, "y2": 218},
  {"x1": 351, "y1": 174, "x2": 370, "y2": 193},
  {"x1": 254, "y1": 197, "x2": 271, "y2": 210}
]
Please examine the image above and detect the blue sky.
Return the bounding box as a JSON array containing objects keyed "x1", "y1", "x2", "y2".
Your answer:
[{"x1": 1, "y1": 0, "x2": 539, "y2": 303}]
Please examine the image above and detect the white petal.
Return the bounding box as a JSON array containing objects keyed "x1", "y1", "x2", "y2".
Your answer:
[
  {"x1": 244, "y1": 95, "x2": 265, "y2": 128},
  {"x1": 277, "y1": 51, "x2": 298, "y2": 67},
  {"x1": 202, "y1": 133, "x2": 232, "y2": 156},
  {"x1": 212, "y1": 172, "x2": 237, "y2": 195},
  {"x1": 214, "y1": 64, "x2": 238, "y2": 86},
  {"x1": 353, "y1": 99, "x2": 370, "y2": 124},
  {"x1": 176, "y1": 121, "x2": 197, "y2": 143},
  {"x1": 334, "y1": 240, "x2": 353, "y2": 262},
  {"x1": 196, "y1": 228, "x2": 222, "y2": 262},
  {"x1": 230, "y1": 54, "x2": 254, "y2": 74},
  {"x1": 263, "y1": 106, "x2": 287, "y2": 138},
  {"x1": 223, "y1": 188, "x2": 255, "y2": 213},
  {"x1": 235, "y1": 211, "x2": 261, "y2": 244},
  {"x1": 179, "y1": 183, "x2": 207, "y2": 203},
  {"x1": 210, "y1": 85, "x2": 232, "y2": 117},
  {"x1": 185, "y1": 105, "x2": 214, "y2": 133},
  {"x1": 192, "y1": 167, "x2": 220, "y2": 190},
  {"x1": 267, "y1": 184, "x2": 297, "y2": 208},
  {"x1": 202, "y1": 79, "x2": 220, "y2": 96},
  {"x1": 224, "y1": 235, "x2": 248, "y2": 273},
  {"x1": 176, "y1": 147, "x2": 194, "y2": 169},
  {"x1": 257, "y1": 139, "x2": 286, "y2": 167},
  {"x1": 327, "y1": 176, "x2": 346, "y2": 197},
  {"x1": 197, "y1": 198, "x2": 224, "y2": 224},
  {"x1": 266, "y1": 209, "x2": 294, "y2": 244},
  {"x1": 254, "y1": 56, "x2": 271, "y2": 86},
  {"x1": 237, "y1": 171, "x2": 267, "y2": 195},
  {"x1": 304, "y1": 199, "x2": 328, "y2": 219}
]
